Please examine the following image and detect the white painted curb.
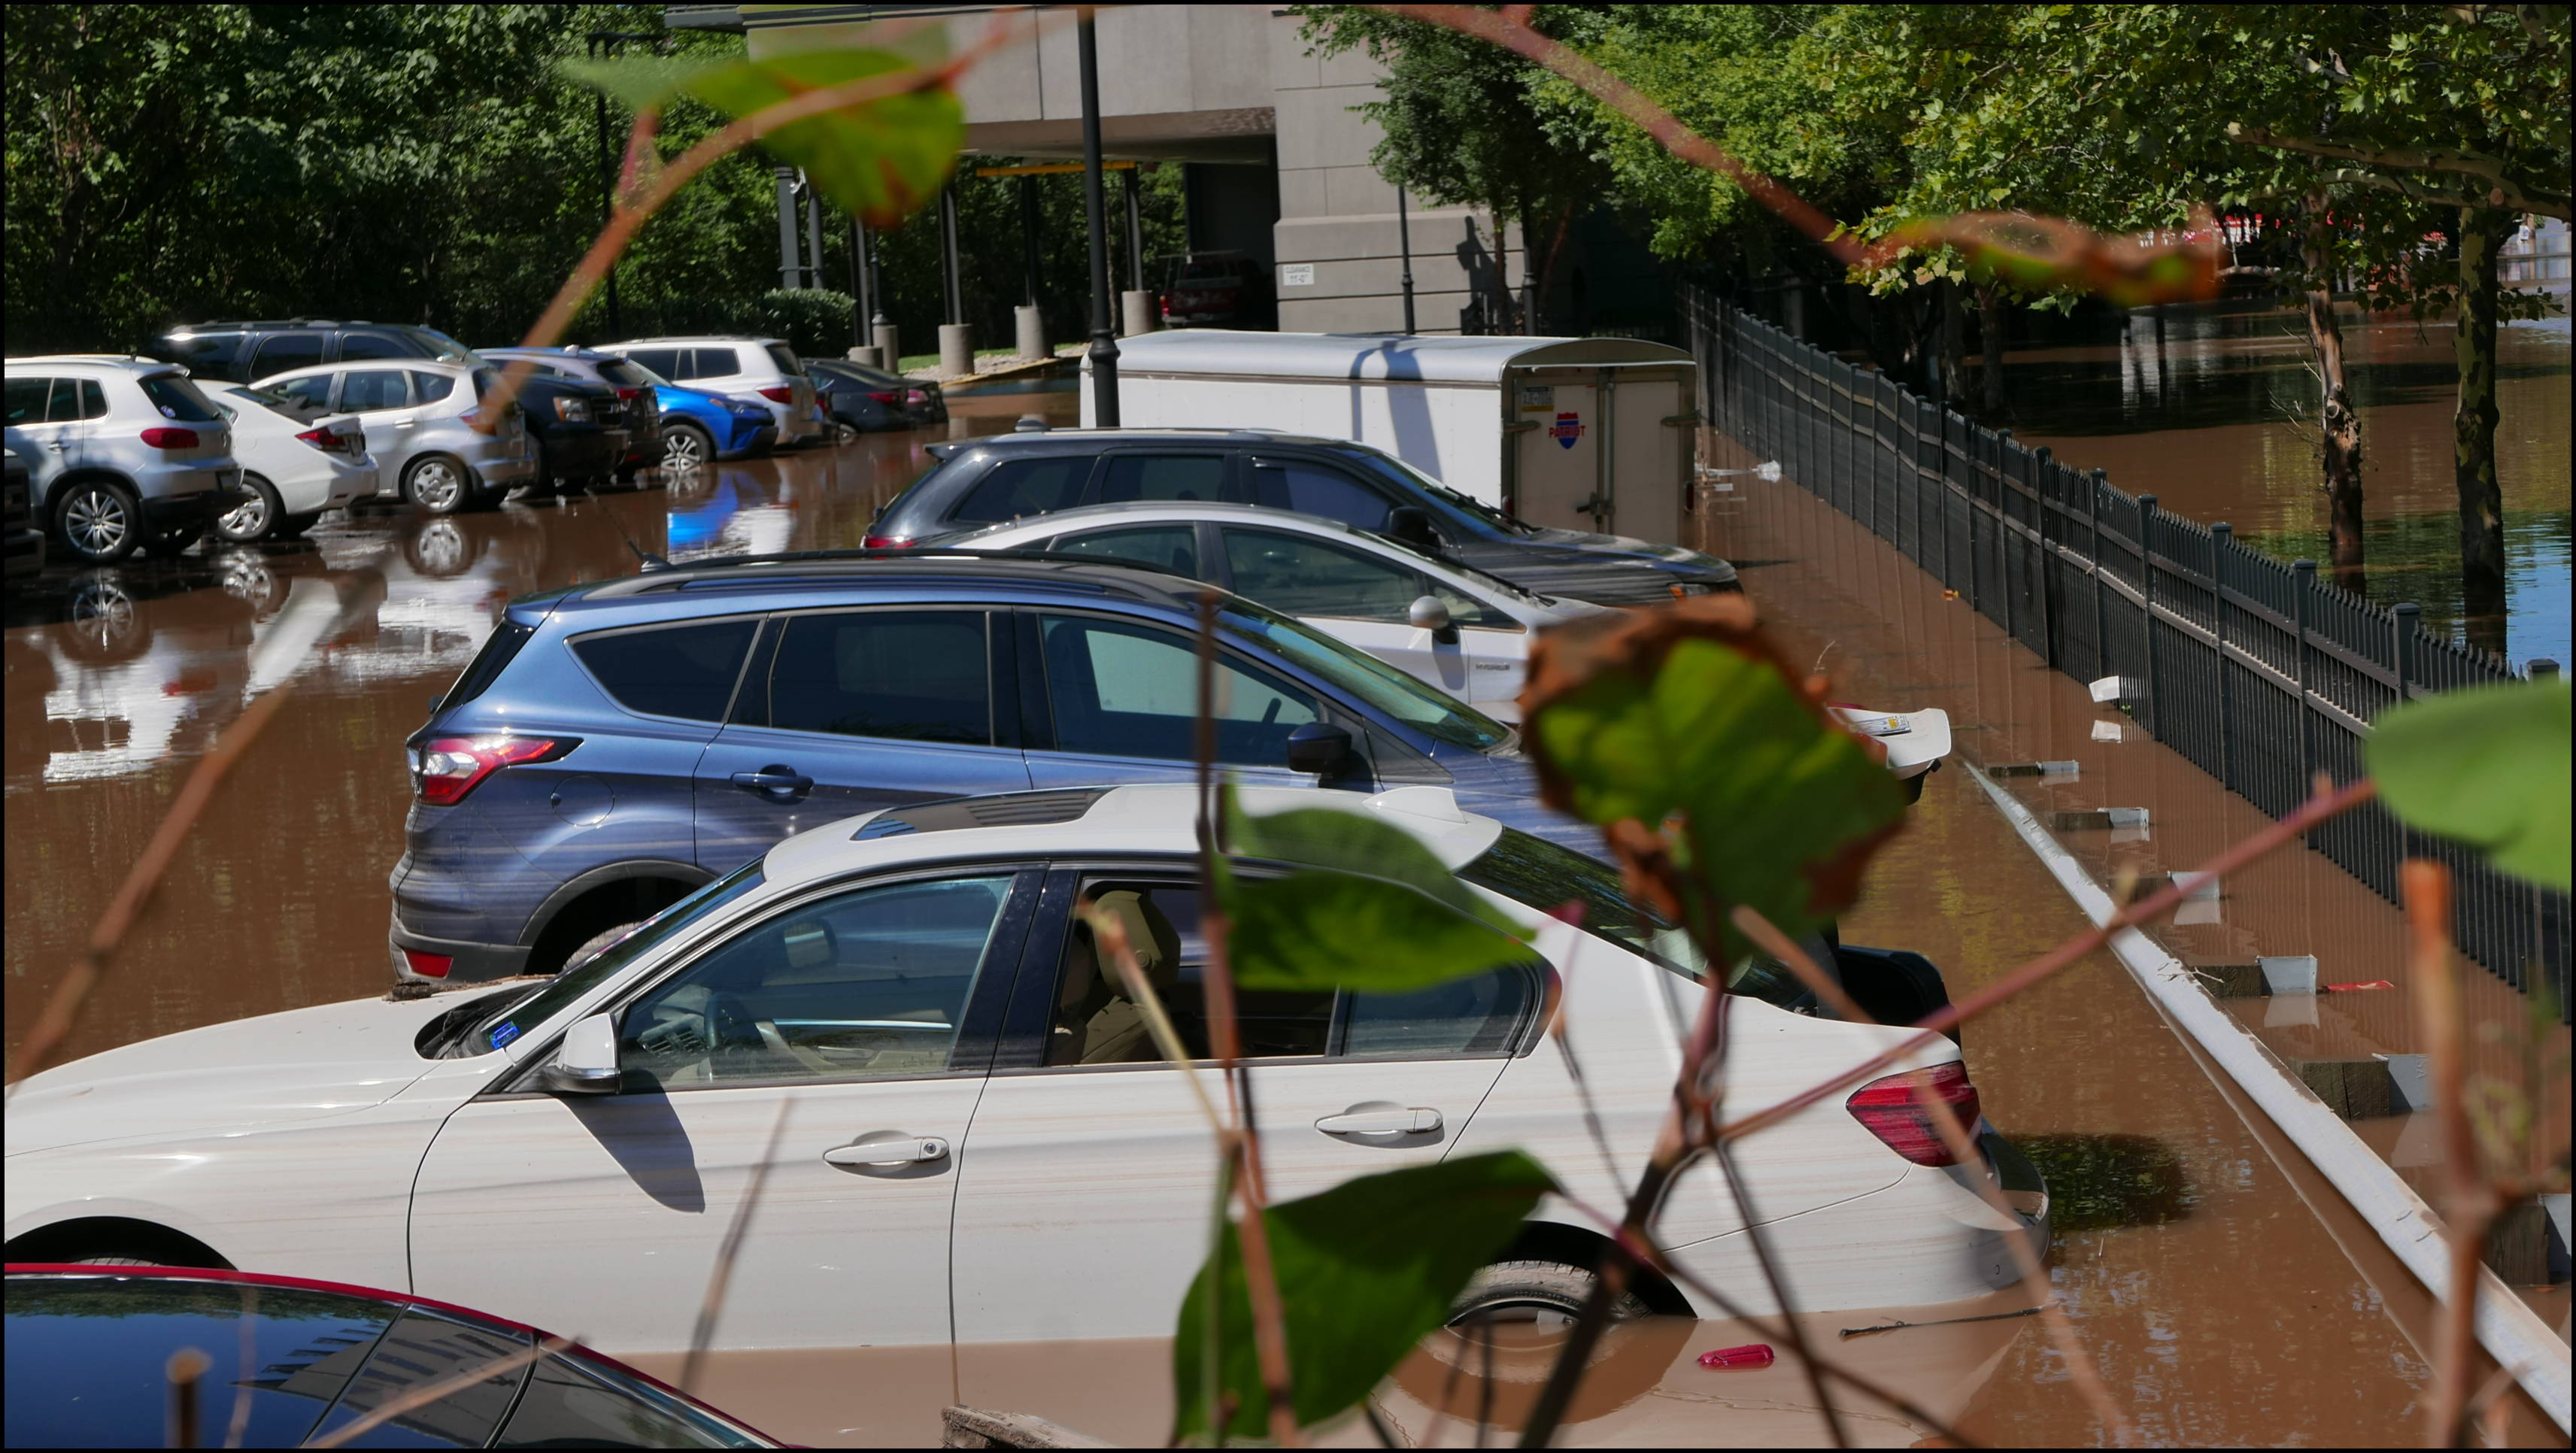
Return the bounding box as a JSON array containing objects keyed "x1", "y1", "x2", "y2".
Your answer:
[{"x1": 1968, "y1": 766, "x2": 2571, "y2": 1433}]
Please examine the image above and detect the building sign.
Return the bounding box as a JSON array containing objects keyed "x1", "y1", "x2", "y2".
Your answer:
[
  {"x1": 1279, "y1": 262, "x2": 1315, "y2": 287},
  {"x1": 1551, "y1": 411, "x2": 1585, "y2": 450}
]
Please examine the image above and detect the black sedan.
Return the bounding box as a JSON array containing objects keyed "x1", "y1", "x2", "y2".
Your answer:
[
  {"x1": 5, "y1": 1264, "x2": 779, "y2": 1448},
  {"x1": 806, "y1": 358, "x2": 945, "y2": 437}
]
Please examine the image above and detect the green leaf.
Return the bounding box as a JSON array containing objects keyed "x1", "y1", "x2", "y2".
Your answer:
[
  {"x1": 2367, "y1": 680, "x2": 2571, "y2": 891},
  {"x1": 1218, "y1": 789, "x2": 1533, "y2": 993},
  {"x1": 1173, "y1": 1152, "x2": 1557, "y2": 1442},
  {"x1": 1224, "y1": 788, "x2": 1528, "y2": 937},
  {"x1": 1525, "y1": 620, "x2": 1904, "y2": 957},
  {"x1": 565, "y1": 47, "x2": 960, "y2": 227}
]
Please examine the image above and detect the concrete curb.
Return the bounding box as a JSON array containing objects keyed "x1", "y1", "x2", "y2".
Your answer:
[{"x1": 1967, "y1": 765, "x2": 2571, "y2": 1433}]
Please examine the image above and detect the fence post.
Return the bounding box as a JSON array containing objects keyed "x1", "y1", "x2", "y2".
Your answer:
[
  {"x1": 2034, "y1": 445, "x2": 2058, "y2": 669},
  {"x1": 2393, "y1": 601, "x2": 2420, "y2": 705},
  {"x1": 2139, "y1": 494, "x2": 2162, "y2": 736},
  {"x1": 1959, "y1": 413, "x2": 1979, "y2": 608},
  {"x1": 1996, "y1": 429, "x2": 2019, "y2": 645},
  {"x1": 2212, "y1": 520, "x2": 2235, "y2": 792},
  {"x1": 2293, "y1": 559, "x2": 2317, "y2": 788},
  {"x1": 2090, "y1": 468, "x2": 2107, "y2": 682}
]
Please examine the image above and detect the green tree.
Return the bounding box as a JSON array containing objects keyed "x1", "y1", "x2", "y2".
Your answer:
[{"x1": 1295, "y1": 5, "x2": 1615, "y2": 331}]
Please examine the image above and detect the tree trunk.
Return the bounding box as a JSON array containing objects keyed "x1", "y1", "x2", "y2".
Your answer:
[
  {"x1": 1937, "y1": 280, "x2": 1968, "y2": 404},
  {"x1": 2453, "y1": 208, "x2": 2509, "y2": 657},
  {"x1": 2302, "y1": 198, "x2": 2365, "y2": 590},
  {"x1": 1976, "y1": 281, "x2": 2008, "y2": 417}
]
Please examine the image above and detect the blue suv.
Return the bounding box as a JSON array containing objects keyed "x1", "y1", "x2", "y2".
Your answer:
[{"x1": 390, "y1": 552, "x2": 1576, "y2": 983}]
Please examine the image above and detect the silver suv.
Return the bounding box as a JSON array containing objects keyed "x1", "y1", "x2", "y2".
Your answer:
[
  {"x1": 597, "y1": 337, "x2": 824, "y2": 447},
  {"x1": 252, "y1": 359, "x2": 534, "y2": 514},
  {"x1": 2, "y1": 356, "x2": 238, "y2": 564}
]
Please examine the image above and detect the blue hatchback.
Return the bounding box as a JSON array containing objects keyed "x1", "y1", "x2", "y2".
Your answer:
[{"x1": 389, "y1": 552, "x2": 1581, "y2": 982}]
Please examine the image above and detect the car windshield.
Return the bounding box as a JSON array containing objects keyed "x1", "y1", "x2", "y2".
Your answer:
[
  {"x1": 1219, "y1": 600, "x2": 1511, "y2": 753},
  {"x1": 1458, "y1": 828, "x2": 1804, "y2": 1009},
  {"x1": 1343, "y1": 448, "x2": 1537, "y2": 536},
  {"x1": 440, "y1": 860, "x2": 769, "y2": 1058},
  {"x1": 414, "y1": 327, "x2": 481, "y2": 365}
]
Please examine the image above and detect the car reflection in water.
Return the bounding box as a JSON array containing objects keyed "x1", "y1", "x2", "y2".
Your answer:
[{"x1": 665, "y1": 466, "x2": 798, "y2": 564}]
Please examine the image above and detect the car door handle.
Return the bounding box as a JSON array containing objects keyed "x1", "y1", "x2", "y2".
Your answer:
[
  {"x1": 824, "y1": 1136, "x2": 948, "y2": 1167},
  {"x1": 1315, "y1": 1106, "x2": 1443, "y2": 1137},
  {"x1": 731, "y1": 766, "x2": 813, "y2": 802}
]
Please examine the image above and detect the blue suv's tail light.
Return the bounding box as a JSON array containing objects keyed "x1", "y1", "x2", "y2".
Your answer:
[{"x1": 413, "y1": 734, "x2": 578, "y2": 806}]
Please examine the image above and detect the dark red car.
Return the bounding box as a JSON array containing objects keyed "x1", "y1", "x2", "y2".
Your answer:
[{"x1": 1160, "y1": 251, "x2": 1275, "y2": 329}]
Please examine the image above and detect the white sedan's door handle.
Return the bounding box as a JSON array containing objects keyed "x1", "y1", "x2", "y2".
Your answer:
[
  {"x1": 1315, "y1": 1105, "x2": 1443, "y2": 1137},
  {"x1": 824, "y1": 1135, "x2": 949, "y2": 1167}
]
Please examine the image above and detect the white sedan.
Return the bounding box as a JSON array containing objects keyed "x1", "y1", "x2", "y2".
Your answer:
[
  {"x1": 202, "y1": 383, "x2": 378, "y2": 542},
  {"x1": 933, "y1": 502, "x2": 1608, "y2": 723},
  {"x1": 4, "y1": 784, "x2": 2044, "y2": 1431}
]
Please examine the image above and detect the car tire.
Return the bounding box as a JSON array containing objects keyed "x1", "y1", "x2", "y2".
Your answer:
[
  {"x1": 832, "y1": 417, "x2": 860, "y2": 444},
  {"x1": 140, "y1": 518, "x2": 205, "y2": 559},
  {"x1": 274, "y1": 511, "x2": 323, "y2": 539},
  {"x1": 50, "y1": 478, "x2": 144, "y2": 564},
  {"x1": 1449, "y1": 1260, "x2": 1650, "y2": 1330},
  {"x1": 216, "y1": 472, "x2": 283, "y2": 544},
  {"x1": 660, "y1": 423, "x2": 714, "y2": 473},
  {"x1": 404, "y1": 455, "x2": 475, "y2": 515},
  {"x1": 57, "y1": 574, "x2": 150, "y2": 663}
]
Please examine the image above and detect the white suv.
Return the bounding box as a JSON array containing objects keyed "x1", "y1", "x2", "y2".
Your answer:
[
  {"x1": 2, "y1": 356, "x2": 239, "y2": 564},
  {"x1": 599, "y1": 336, "x2": 823, "y2": 447}
]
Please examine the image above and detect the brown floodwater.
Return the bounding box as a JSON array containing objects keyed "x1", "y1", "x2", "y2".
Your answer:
[
  {"x1": 1987, "y1": 302, "x2": 2571, "y2": 669},
  {"x1": 3, "y1": 375, "x2": 2560, "y2": 1446}
]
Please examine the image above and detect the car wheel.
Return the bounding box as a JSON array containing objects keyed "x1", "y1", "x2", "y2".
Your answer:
[
  {"x1": 68, "y1": 1254, "x2": 171, "y2": 1266},
  {"x1": 832, "y1": 417, "x2": 860, "y2": 444},
  {"x1": 1448, "y1": 1260, "x2": 1650, "y2": 1331},
  {"x1": 216, "y1": 472, "x2": 282, "y2": 544},
  {"x1": 660, "y1": 423, "x2": 713, "y2": 473},
  {"x1": 405, "y1": 455, "x2": 473, "y2": 515},
  {"x1": 274, "y1": 511, "x2": 323, "y2": 538},
  {"x1": 52, "y1": 478, "x2": 144, "y2": 564},
  {"x1": 402, "y1": 518, "x2": 479, "y2": 578},
  {"x1": 139, "y1": 518, "x2": 205, "y2": 559}
]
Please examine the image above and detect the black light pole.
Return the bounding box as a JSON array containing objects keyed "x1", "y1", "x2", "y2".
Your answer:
[
  {"x1": 1123, "y1": 165, "x2": 1145, "y2": 292},
  {"x1": 939, "y1": 183, "x2": 965, "y2": 327},
  {"x1": 848, "y1": 219, "x2": 869, "y2": 350},
  {"x1": 1396, "y1": 185, "x2": 1415, "y2": 335},
  {"x1": 588, "y1": 30, "x2": 663, "y2": 337},
  {"x1": 1079, "y1": 12, "x2": 1119, "y2": 424}
]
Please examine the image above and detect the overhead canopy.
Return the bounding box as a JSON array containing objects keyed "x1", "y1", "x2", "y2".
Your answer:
[{"x1": 1103, "y1": 331, "x2": 1694, "y2": 385}]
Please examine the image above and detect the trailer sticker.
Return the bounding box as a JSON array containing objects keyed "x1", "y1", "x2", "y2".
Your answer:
[
  {"x1": 1551, "y1": 411, "x2": 1585, "y2": 449},
  {"x1": 1518, "y1": 385, "x2": 1555, "y2": 411}
]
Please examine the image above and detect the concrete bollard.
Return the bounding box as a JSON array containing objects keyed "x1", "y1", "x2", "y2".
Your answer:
[
  {"x1": 1121, "y1": 290, "x2": 1158, "y2": 337},
  {"x1": 1014, "y1": 305, "x2": 1048, "y2": 362},
  {"x1": 845, "y1": 345, "x2": 883, "y2": 369},
  {"x1": 874, "y1": 323, "x2": 902, "y2": 372},
  {"x1": 938, "y1": 323, "x2": 975, "y2": 381}
]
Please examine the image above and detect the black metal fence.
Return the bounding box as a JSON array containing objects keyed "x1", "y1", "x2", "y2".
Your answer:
[{"x1": 1682, "y1": 288, "x2": 2569, "y2": 1018}]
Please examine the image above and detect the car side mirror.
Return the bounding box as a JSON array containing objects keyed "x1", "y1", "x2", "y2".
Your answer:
[
  {"x1": 1285, "y1": 721, "x2": 1355, "y2": 778},
  {"x1": 1408, "y1": 594, "x2": 1459, "y2": 645},
  {"x1": 1387, "y1": 506, "x2": 1441, "y2": 551},
  {"x1": 541, "y1": 1013, "x2": 620, "y2": 1095}
]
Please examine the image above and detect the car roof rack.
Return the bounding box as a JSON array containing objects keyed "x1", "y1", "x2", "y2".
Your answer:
[{"x1": 578, "y1": 545, "x2": 1206, "y2": 600}]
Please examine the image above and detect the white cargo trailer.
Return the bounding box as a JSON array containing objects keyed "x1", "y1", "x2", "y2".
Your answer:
[{"x1": 1082, "y1": 332, "x2": 1700, "y2": 544}]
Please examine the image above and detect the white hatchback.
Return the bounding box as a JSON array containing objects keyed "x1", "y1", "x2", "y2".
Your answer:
[
  {"x1": 4, "y1": 784, "x2": 2043, "y2": 1392},
  {"x1": 599, "y1": 337, "x2": 824, "y2": 447},
  {"x1": 202, "y1": 383, "x2": 380, "y2": 542}
]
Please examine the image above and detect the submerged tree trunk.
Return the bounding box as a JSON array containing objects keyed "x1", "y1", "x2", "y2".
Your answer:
[
  {"x1": 1976, "y1": 281, "x2": 2008, "y2": 417},
  {"x1": 2302, "y1": 198, "x2": 2365, "y2": 590},
  {"x1": 2453, "y1": 208, "x2": 2510, "y2": 657}
]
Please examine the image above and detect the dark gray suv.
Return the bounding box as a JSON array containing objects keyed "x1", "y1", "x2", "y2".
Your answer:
[
  {"x1": 863, "y1": 428, "x2": 1738, "y2": 605},
  {"x1": 154, "y1": 320, "x2": 480, "y2": 385}
]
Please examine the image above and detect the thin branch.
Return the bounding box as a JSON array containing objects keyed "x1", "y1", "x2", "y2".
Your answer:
[
  {"x1": 1719, "y1": 777, "x2": 2376, "y2": 1144},
  {"x1": 302, "y1": 1338, "x2": 571, "y2": 1448},
  {"x1": 1079, "y1": 899, "x2": 1224, "y2": 1133},
  {"x1": 2405, "y1": 861, "x2": 2493, "y2": 1449},
  {"x1": 681, "y1": 1099, "x2": 793, "y2": 1394}
]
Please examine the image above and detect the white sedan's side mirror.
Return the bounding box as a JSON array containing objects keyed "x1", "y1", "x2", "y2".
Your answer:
[
  {"x1": 541, "y1": 1013, "x2": 620, "y2": 1095},
  {"x1": 1409, "y1": 594, "x2": 1458, "y2": 643}
]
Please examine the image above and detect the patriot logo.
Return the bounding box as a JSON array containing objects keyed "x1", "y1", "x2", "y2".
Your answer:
[{"x1": 1551, "y1": 411, "x2": 1584, "y2": 450}]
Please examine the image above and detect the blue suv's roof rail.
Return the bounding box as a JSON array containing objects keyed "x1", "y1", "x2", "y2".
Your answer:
[{"x1": 577, "y1": 546, "x2": 1204, "y2": 600}]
